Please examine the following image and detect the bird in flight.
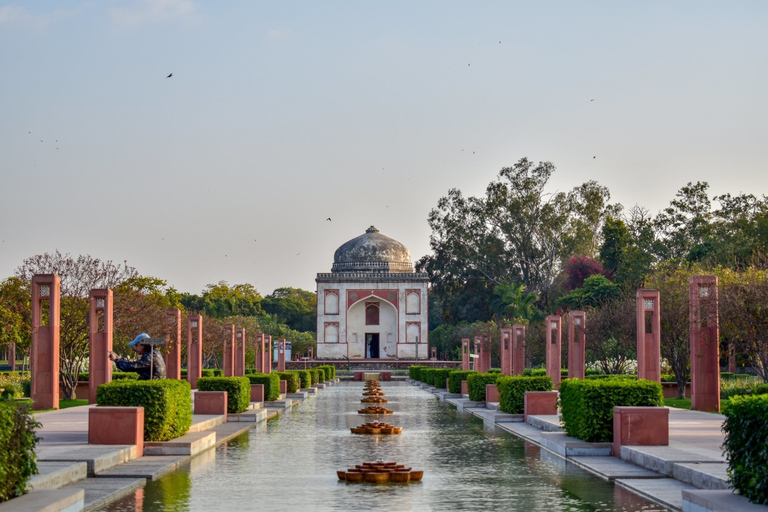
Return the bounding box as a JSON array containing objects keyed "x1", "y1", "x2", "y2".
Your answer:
[
  {"x1": 593, "y1": 156, "x2": 596, "y2": 159},
  {"x1": 326, "y1": 217, "x2": 332, "y2": 221},
  {"x1": 590, "y1": 99, "x2": 595, "y2": 102},
  {"x1": 166, "y1": 73, "x2": 173, "y2": 78}
]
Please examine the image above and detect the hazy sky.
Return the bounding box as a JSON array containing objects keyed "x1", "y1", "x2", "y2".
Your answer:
[{"x1": 2, "y1": 1, "x2": 767, "y2": 296}]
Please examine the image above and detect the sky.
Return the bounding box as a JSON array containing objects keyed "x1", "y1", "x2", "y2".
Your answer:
[{"x1": 1, "y1": 1, "x2": 767, "y2": 296}]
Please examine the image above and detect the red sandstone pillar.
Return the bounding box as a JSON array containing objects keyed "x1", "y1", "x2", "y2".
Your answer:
[
  {"x1": 31, "y1": 275, "x2": 60, "y2": 410},
  {"x1": 473, "y1": 337, "x2": 482, "y2": 372},
  {"x1": 461, "y1": 338, "x2": 470, "y2": 371},
  {"x1": 277, "y1": 338, "x2": 286, "y2": 372},
  {"x1": 8, "y1": 343, "x2": 15, "y2": 372},
  {"x1": 512, "y1": 325, "x2": 526, "y2": 376},
  {"x1": 187, "y1": 315, "x2": 203, "y2": 389},
  {"x1": 308, "y1": 346, "x2": 314, "y2": 361},
  {"x1": 165, "y1": 308, "x2": 182, "y2": 380},
  {"x1": 264, "y1": 335, "x2": 273, "y2": 374},
  {"x1": 568, "y1": 311, "x2": 586, "y2": 380},
  {"x1": 690, "y1": 276, "x2": 720, "y2": 412},
  {"x1": 500, "y1": 328, "x2": 512, "y2": 375},
  {"x1": 481, "y1": 335, "x2": 491, "y2": 373},
  {"x1": 236, "y1": 328, "x2": 246, "y2": 376},
  {"x1": 430, "y1": 346, "x2": 437, "y2": 360},
  {"x1": 255, "y1": 333, "x2": 265, "y2": 373},
  {"x1": 223, "y1": 325, "x2": 235, "y2": 377},
  {"x1": 546, "y1": 315, "x2": 562, "y2": 388},
  {"x1": 636, "y1": 289, "x2": 661, "y2": 382},
  {"x1": 88, "y1": 289, "x2": 113, "y2": 404}
]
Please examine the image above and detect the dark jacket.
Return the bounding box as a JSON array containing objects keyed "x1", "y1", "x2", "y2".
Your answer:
[{"x1": 115, "y1": 348, "x2": 166, "y2": 380}]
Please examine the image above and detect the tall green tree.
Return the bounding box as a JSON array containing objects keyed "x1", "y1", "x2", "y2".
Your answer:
[
  {"x1": 0, "y1": 277, "x2": 31, "y2": 356},
  {"x1": 490, "y1": 283, "x2": 541, "y2": 323},
  {"x1": 261, "y1": 287, "x2": 316, "y2": 333}
]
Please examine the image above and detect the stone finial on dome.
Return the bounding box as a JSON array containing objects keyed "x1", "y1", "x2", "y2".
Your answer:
[
  {"x1": 331, "y1": 226, "x2": 413, "y2": 274},
  {"x1": 366, "y1": 226, "x2": 379, "y2": 234}
]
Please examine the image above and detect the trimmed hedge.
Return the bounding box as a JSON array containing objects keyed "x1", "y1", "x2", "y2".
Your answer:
[
  {"x1": 431, "y1": 369, "x2": 453, "y2": 389},
  {"x1": 293, "y1": 370, "x2": 311, "y2": 389},
  {"x1": 96, "y1": 379, "x2": 192, "y2": 441},
  {"x1": 245, "y1": 373, "x2": 280, "y2": 401},
  {"x1": 197, "y1": 377, "x2": 251, "y2": 414},
  {"x1": 723, "y1": 393, "x2": 768, "y2": 504},
  {"x1": 586, "y1": 374, "x2": 636, "y2": 380},
  {"x1": 448, "y1": 370, "x2": 477, "y2": 394},
  {"x1": 0, "y1": 374, "x2": 25, "y2": 400},
  {"x1": 320, "y1": 365, "x2": 336, "y2": 379},
  {"x1": 559, "y1": 378, "x2": 663, "y2": 442},
  {"x1": 523, "y1": 368, "x2": 547, "y2": 377},
  {"x1": 423, "y1": 368, "x2": 439, "y2": 386},
  {"x1": 409, "y1": 366, "x2": 427, "y2": 380},
  {"x1": 497, "y1": 376, "x2": 555, "y2": 414},
  {"x1": 467, "y1": 373, "x2": 500, "y2": 402},
  {"x1": 0, "y1": 402, "x2": 39, "y2": 502},
  {"x1": 275, "y1": 372, "x2": 300, "y2": 393},
  {"x1": 308, "y1": 368, "x2": 322, "y2": 385},
  {"x1": 79, "y1": 371, "x2": 139, "y2": 382}
]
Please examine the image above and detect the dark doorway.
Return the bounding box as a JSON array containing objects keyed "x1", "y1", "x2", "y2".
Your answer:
[{"x1": 366, "y1": 333, "x2": 380, "y2": 358}]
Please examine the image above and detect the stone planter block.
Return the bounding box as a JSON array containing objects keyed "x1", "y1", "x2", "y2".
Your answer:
[
  {"x1": 194, "y1": 391, "x2": 228, "y2": 418},
  {"x1": 279, "y1": 380, "x2": 287, "y2": 394},
  {"x1": 250, "y1": 384, "x2": 264, "y2": 402},
  {"x1": 380, "y1": 371, "x2": 392, "y2": 381},
  {"x1": 353, "y1": 371, "x2": 365, "y2": 381},
  {"x1": 460, "y1": 380, "x2": 468, "y2": 395},
  {"x1": 612, "y1": 406, "x2": 669, "y2": 458},
  {"x1": 88, "y1": 406, "x2": 144, "y2": 457},
  {"x1": 524, "y1": 391, "x2": 558, "y2": 421},
  {"x1": 486, "y1": 384, "x2": 499, "y2": 403}
]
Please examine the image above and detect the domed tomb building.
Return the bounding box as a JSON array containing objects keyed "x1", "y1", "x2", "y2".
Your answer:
[{"x1": 316, "y1": 226, "x2": 429, "y2": 359}]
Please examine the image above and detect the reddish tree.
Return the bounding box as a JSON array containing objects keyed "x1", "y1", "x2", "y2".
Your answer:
[{"x1": 564, "y1": 256, "x2": 610, "y2": 291}]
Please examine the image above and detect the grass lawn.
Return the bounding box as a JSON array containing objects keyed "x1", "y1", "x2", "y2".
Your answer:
[
  {"x1": 663, "y1": 397, "x2": 731, "y2": 413},
  {"x1": 24, "y1": 398, "x2": 89, "y2": 413}
]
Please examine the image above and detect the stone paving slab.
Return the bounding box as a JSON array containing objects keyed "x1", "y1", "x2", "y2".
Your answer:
[
  {"x1": 67, "y1": 477, "x2": 145, "y2": 512},
  {"x1": 144, "y1": 431, "x2": 215, "y2": 456},
  {"x1": 617, "y1": 477, "x2": 696, "y2": 511},
  {"x1": 28, "y1": 461, "x2": 88, "y2": 491},
  {"x1": 188, "y1": 414, "x2": 225, "y2": 432},
  {"x1": 287, "y1": 392, "x2": 309, "y2": 399},
  {"x1": 0, "y1": 488, "x2": 84, "y2": 512},
  {"x1": 38, "y1": 445, "x2": 138, "y2": 476},
  {"x1": 470, "y1": 408, "x2": 523, "y2": 424},
  {"x1": 621, "y1": 446, "x2": 724, "y2": 476},
  {"x1": 526, "y1": 414, "x2": 563, "y2": 432},
  {"x1": 672, "y1": 463, "x2": 730, "y2": 490},
  {"x1": 495, "y1": 421, "x2": 546, "y2": 445},
  {"x1": 302, "y1": 387, "x2": 317, "y2": 394},
  {"x1": 94, "y1": 455, "x2": 190, "y2": 481},
  {"x1": 569, "y1": 456, "x2": 666, "y2": 482},
  {"x1": 681, "y1": 489, "x2": 768, "y2": 512},
  {"x1": 540, "y1": 432, "x2": 613, "y2": 457},
  {"x1": 228, "y1": 409, "x2": 268, "y2": 423}
]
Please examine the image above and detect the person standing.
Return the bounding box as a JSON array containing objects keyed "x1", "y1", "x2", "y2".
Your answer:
[{"x1": 108, "y1": 333, "x2": 166, "y2": 380}]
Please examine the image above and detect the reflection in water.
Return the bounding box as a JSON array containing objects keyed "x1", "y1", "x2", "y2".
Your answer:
[{"x1": 103, "y1": 382, "x2": 659, "y2": 512}]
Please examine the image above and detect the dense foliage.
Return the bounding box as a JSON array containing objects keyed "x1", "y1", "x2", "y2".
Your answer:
[
  {"x1": 558, "y1": 378, "x2": 663, "y2": 442},
  {"x1": 96, "y1": 379, "x2": 192, "y2": 441},
  {"x1": 274, "y1": 372, "x2": 300, "y2": 393},
  {"x1": 448, "y1": 370, "x2": 477, "y2": 394},
  {"x1": 467, "y1": 373, "x2": 500, "y2": 402},
  {"x1": 722, "y1": 393, "x2": 768, "y2": 504},
  {"x1": 245, "y1": 373, "x2": 280, "y2": 401},
  {"x1": 0, "y1": 402, "x2": 39, "y2": 502},
  {"x1": 196, "y1": 376, "x2": 251, "y2": 414},
  {"x1": 497, "y1": 376, "x2": 554, "y2": 414}
]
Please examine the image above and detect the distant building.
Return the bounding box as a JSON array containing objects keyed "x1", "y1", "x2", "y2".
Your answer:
[{"x1": 316, "y1": 226, "x2": 429, "y2": 360}]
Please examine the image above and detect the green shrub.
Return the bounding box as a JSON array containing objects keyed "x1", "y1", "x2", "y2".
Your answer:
[
  {"x1": 200, "y1": 369, "x2": 216, "y2": 378},
  {"x1": 586, "y1": 374, "x2": 637, "y2": 381},
  {"x1": 417, "y1": 366, "x2": 434, "y2": 382},
  {"x1": 0, "y1": 374, "x2": 26, "y2": 400},
  {"x1": 523, "y1": 368, "x2": 546, "y2": 377},
  {"x1": 0, "y1": 402, "x2": 39, "y2": 502},
  {"x1": 723, "y1": 393, "x2": 768, "y2": 504},
  {"x1": 293, "y1": 370, "x2": 311, "y2": 388},
  {"x1": 197, "y1": 377, "x2": 251, "y2": 414},
  {"x1": 213, "y1": 369, "x2": 224, "y2": 377},
  {"x1": 20, "y1": 378, "x2": 30, "y2": 398},
  {"x1": 489, "y1": 368, "x2": 501, "y2": 374},
  {"x1": 431, "y1": 369, "x2": 452, "y2": 389},
  {"x1": 660, "y1": 374, "x2": 676, "y2": 382},
  {"x1": 320, "y1": 365, "x2": 336, "y2": 379},
  {"x1": 497, "y1": 376, "x2": 554, "y2": 414},
  {"x1": 96, "y1": 379, "x2": 192, "y2": 441},
  {"x1": 78, "y1": 372, "x2": 89, "y2": 382},
  {"x1": 422, "y1": 368, "x2": 439, "y2": 386},
  {"x1": 585, "y1": 368, "x2": 602, "y2": 376},
  {"x1": 409, "y1": 366, "x2": 427, "y2": 380},
  {"x1": 112, "y1": 372, "x2": 140, "y2": 381},
  {"x1": 448, "y1": 371, "x2": 477, "y2": 394},
  {"x1": 181, "y1": 369, "x2": 188, "y2": 377},
  {"x1": 275, "y1": 372, "x2": 300, "y2": 393},
  {"x1": 721, "y1": 375, "x2": 761, "y2": 398},
  {"x1": 467, "y1": 373, "x2": 500, "y2": 402},
  {"x1": 559, "y1": 378, "x2": 663, "y2": 442},
  {"x1": 308, "y1": 369, "x2": 322, "y2": 385},
  {"x1": 245, "y1": 374, "x2": 280, "y2": 401}
]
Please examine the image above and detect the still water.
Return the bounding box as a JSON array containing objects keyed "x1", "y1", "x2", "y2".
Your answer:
[{"x1": 103, "y1": 382, "x2": 660, "y2": 512}]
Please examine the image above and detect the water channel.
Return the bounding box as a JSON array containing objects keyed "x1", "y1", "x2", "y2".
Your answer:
[{"x1": 104, "y1": 382, "x2": 661, "y2": 511}]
